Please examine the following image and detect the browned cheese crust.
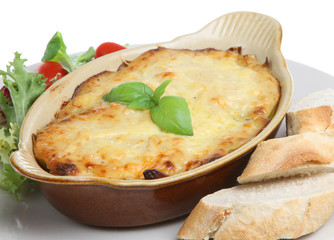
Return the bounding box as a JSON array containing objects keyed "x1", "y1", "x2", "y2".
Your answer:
[{"x1": 33, "y1": 47, "x2": 280, "y2": 180}]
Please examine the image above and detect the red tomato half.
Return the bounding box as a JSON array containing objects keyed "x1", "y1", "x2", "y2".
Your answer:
[
  {"x1": 36, "y1": 61, "x2": 68, "y2": 89},
  {"x1": 0, "y1": 86, "x2": 11, "y2": 100},
  {"x1": 0, "y1": 86, "x2": 13, "y2": 120},
  {"x1": 95, "y1": 42, "x2": 126, "y2": 59}
]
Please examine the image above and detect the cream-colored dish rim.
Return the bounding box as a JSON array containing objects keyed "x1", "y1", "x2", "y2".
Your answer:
[{"x1": 10, "y1": 11, "x2": 293, "y2": 189}]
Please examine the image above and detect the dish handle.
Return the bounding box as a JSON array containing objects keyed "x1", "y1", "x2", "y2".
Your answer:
[{"x1": 164, "y1": 11, "x2": 282, "y2": 64}]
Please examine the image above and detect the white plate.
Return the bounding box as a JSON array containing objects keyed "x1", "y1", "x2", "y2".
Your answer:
[{"x1": 0, "y1": 60, "x2": 334, "y2": 240}]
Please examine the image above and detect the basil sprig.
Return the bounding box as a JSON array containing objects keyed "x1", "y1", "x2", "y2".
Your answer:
[{"x1": 103, "y1": 80, "x2": 193, "y2": 136}]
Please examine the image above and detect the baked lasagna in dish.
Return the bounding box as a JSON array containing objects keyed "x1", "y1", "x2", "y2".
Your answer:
[{"x1": 33, "y1": 47, "x2": 280, "y2": 180}]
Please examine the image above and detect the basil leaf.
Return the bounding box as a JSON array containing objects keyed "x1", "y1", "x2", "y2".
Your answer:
[
  {"x1": 128, "y1": 95, "x2": 156, "y2": 109},
  {"x1": 152, "y1": 80, "x2": 171, "y2": 104},
  {"x1": 150, "y1": 96, "x2": 193, "y2": 136},
  {"x1": 103, "y1": 81, "x2": 193, "y2": 136},
  {"x1": 103, "y1": 82, "x2": 154, "y2": 106}
]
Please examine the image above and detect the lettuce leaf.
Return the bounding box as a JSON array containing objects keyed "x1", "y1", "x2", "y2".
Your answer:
[
  {"x1": 0, "y1": 52, "x2": 46, "y2": 129},
  {"x1": 0, "y1": 53, "x2": 46, "y2": 199},
  {"x1": 0, "y1": 123, "x2": 27, "y2": 199}
]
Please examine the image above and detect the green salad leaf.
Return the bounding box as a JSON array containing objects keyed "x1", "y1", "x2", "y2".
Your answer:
[
  {"x1": 0, "y1": 53, "x2": 46, "y2": 199},
  {"x1": 103, "y1": 80, "x2": 193, "y2": 136},
  {"x1": 0, "y1": 33, "x2": 95, "y2": 200},
  {"x1": 41, "y1": 32, "x2": 74, "y2": 70},
  {"x1": 42, "y1": 32, "x2": 95, "y2": 72},
  {"x1": 0, "y1": 52, "x2": 46, "y2": 128},
  {"x1": 74, "y1": 47, "x2": 95, "y2": 66},
  {"x1": 0, "y1": 123, "x2": 27, "y2": 200}
]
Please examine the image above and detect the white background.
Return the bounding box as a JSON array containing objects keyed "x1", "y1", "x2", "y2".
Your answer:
[
  {"x1": 1, "y1": 1, "x2": 334, "y2": 239},
  {"x1": 1, "y1": 0, "x2": 334, "y2": 79}
]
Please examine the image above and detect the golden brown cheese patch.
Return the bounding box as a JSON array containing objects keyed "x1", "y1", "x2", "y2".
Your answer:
[{"x1": 33, "y1": 47, "x2": 280, "y2": 180}]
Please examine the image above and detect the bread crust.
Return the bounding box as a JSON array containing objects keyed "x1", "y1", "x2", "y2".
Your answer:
[
  {"x1": 286, "y1": 106, "x2": 334, "y2": 135},
  {"x1": 237, "y1": 132, "x2": 334, "y2": 184},
  {"x1": 177, "y1": 201, "x2": 232, "y2": 240},
  {"x1": 177, "y1": 174, "x2": 334, "y2": 240},
  {"x1": 212, "y1": 191, "x2": 334, "y2": 240},
  {"x1": 178, "y1": 89, "x2": 334, "y2": 240}
]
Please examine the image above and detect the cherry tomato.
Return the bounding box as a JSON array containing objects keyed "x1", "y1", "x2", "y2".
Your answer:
[
  {"x1": 36, "y1": 61, "x2": 68, "y2": 89},
  {"x1": 95, "y1": 42, "x2": 126, "y2": 59}
]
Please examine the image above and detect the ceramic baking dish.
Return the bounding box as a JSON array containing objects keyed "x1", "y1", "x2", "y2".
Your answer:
[{"x1": 11, "y1": 11, "x2": 293, "y2": 227}]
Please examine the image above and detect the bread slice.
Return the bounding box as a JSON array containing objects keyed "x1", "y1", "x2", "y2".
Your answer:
[
  {"x1": 178, "y1": 89, "x2": 334, "y2": 239},
  {"x1": 286, "y1": 88, "x2": 334, "y2": 135},
  {"x1": 237, "y1": 132, "x2": 334, "y2": 184},
  {"x1": 237, "y1": 89, "x2": 334, "y2": 184},
  {"x1": 177, "y1": 173, "x2": 334, "y2": 240}
]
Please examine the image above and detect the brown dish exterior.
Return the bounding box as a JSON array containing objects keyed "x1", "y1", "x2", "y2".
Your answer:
[
  {"x1": 38, "y1": 152, "x2": 251, "y2": 227},
  {"x1": 10, "y1": 12, "x2": 293, "y2": 227}
]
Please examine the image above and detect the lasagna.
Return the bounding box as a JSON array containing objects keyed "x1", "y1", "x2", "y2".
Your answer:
[{"x1": 33, "y1": 47, "x2": 280, "y2": 180}]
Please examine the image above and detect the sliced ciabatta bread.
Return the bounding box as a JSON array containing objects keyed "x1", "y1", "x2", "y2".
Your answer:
[
  {"x1": 237, "y1": 89, "x2": 334, "y2": 184},
  {"x1": 237, "y1": 132, "x2": 334, "y2": 184},
  {"x1": 286, "y1": 88, "x2": 334, "y2": 135},
  {"x1": 177, "y1": 173, "x2": 334, "y2": 240}
]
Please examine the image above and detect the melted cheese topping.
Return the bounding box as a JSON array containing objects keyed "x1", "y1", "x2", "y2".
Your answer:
[{"x1": 34, "y1": 48, "x2": 280, "y2": 180}]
